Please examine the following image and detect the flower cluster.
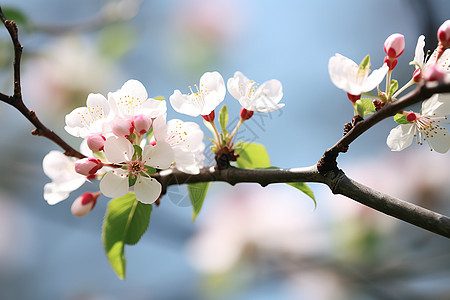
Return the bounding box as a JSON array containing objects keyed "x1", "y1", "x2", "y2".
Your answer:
[
  {"x1": 328, "y1": 20, "x2": 450, "y2": 153},
  {"x1": 43, "y1": 71, "x2": 284, "y2": 215},
  {"x1": 43, "y1": 79, "x2": 205, "y2": 209}
]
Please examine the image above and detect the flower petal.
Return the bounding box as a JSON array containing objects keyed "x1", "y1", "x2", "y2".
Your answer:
[
  {"x1": 134, "y1": 176, "x2": 162, "y2": 204},
  {"x1": 422, "y1": 93, "x2": 450, "y2": 117},
  {"x1": 86, "y1": 93, "x2": 110, "y2": 117},
  {"x1": 227, "y1": 71, "x2": 250, "y2": 100},
  {"x1": 362, "y1": 64, "x2": 389, "y2": 92},
  {"x1": 413, "y1": 35, "x2": 425, "y2": 68},
  {"x1": 141, "y1": 98, "x2": 167, "y2": 118},
  {"x1": 104, "y1": 136, "x2": 134, "y2": 163},
  {"x1": 328, "y1": 53, "x2": 360, "y2": 94},
  {"x1": 173, "y1": 147, "x2": 200, "y2": 174},
  {"x1": 200, "y1": 71, "x2": 226, "y2": 100},
  {"x1": 170, "y1": 89, "x2": 201, "y2": 117},
  {"x1": 386, "y1": 124, "x2": 415, "y2": 151},
  {"x1": 109, "y1": 80, "x2": 148, "y2": 117},
  {"x1": 427, "y1": 128, "x2": 450, "y2": 153},
  {"x1": 99, "y1": 170, "x2": 129, "y2": 198},
  {"x1": 142, "y1": 141, "x2": 174, "y2": 169},
  {"x1": 152, "y1": 115, "x2": 168, "y2": 142}
]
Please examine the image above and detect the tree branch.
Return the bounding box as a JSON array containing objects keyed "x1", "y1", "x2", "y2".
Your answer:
[
  {"x1": 1, "y1": 6, "x2": 449, "y2": 239},
  {"x1": 318, "y1": 78, "x2": 450, "y2": 174},
  {"x1": 155, "y1": 166, "x2": 450, "y2": 238},
  {"x1": 0, "y1": 7, "x2": 86, "y2": 159}
]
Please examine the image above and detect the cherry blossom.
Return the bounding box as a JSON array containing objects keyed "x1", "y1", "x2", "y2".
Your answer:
[
  {"x1": 328, "y1": 54, "x2": 388, "y2": 100},
  {"x1": 99, "y1": 136, "x2": 174, "y2": 204},
  {"x1": 411, "y1": 35, "x2": 450, "y2": 79},
  {"x1": 387, "y1": 94, "x2": 450, "y2": 153},
  {"x1": 227, "y1": 71, "x2": 284, "y2": 113},
  {"x1": 169, "y1": 71, "x2": 225, "y2": 117},
  {"x1": 65, "y1": 93, "x2": 113, "y2": 138},
  {"x1": 153, "y1": 116, "x2": 205, "y2": 174},
  {"x1": 108, "y1": 79, "x2": 166, "y2": 120},
  {"x1": 43, "y1": 151, "x2": 87, "y2": 205}
]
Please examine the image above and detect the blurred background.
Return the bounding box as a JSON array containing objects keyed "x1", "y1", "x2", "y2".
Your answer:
[{"x1": 0, "y1": 0, "x2": 450, "y2": 299}]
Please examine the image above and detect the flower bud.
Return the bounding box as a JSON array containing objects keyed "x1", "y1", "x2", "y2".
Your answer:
[
  {"x1": 384, "y1": 33, "x2": 405, "y2": 58},
  {"x1": 202, "y1": 110, "x2": 215, "y2": 122},
  {"x1": 240, "y1": 107, "x2": 254, "y2": 120},
  {"x1": 86, "y1": 134, "x2": 106, "y2": 152},
  {"x1": 75, "y1": 158, "x2": 103, "y2": 176},
  {"x1": 71, "y1": 192, "x2": 100, "y2": 217},
  {"x1": 438, "y1": 20, "x2": 450, "y2": 48},
  {"x1": 423, "y1": 64, "x2": 446, "y2": 82},
  {"x1": 112, "y1": 118, "x2": 134, "y2": 137},
  {"x1": 406, "y1": 112, "x2": 420, "y2": 122},
  {"x1": 132, "y1": 115, "x2": 152, "y2": 135}
]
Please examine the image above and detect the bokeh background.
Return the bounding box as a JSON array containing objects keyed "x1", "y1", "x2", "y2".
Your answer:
[{"x1": 0, "y1": 0, "x2": 450, "y2": 299}]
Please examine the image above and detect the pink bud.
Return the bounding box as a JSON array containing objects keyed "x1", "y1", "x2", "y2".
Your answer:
[
  {"x1": 384, "y1": 33, "x2": 405, "y2": 58},
  {"x1": 71, "y1": 192, "x2": 100, "y2": 217},
  {"x1": 423, "y1": 64, "x2": 446, "y2": 82},
  {"x1": 202, "y1": 110, "x2": 215, "y2": 122},
  {"x1": 438, "y1": 20, "x2": 450, "y2": 48},
  {"x1": 406, "y1": 112, "x2": 420, "y2": 122},
  {"x1": 240, "y1": 107, "x2": 254, "y2": 120},
  {"x1": 86, "y1": 134, "x2": 106, "y2": 152},
  {"x1": 346, "y1": 93, "x2": 361, "y2": 103},
  {"x1": 75, "y1": 158, "x2": 103, "y2": 176},
  {"x1": 132, "y1": 115, "x2": 152, "y2": 135},
  {"x1": 413, "y1": 68, "x2": 422, "y2": 83},
  {"x1": 112, "y1": 118, "x2": 134, "y2": 137}
]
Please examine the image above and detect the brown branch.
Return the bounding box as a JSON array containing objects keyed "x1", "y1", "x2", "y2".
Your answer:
[
  {"x1": 1, "y1": 5, "x2": 449, "y2": 239},
  {"x1": 318, "y1": 78, "x2": 450, "y2": 174},
  {"x1": 155, "y1": 166, "x2": 450, "y2": 238},
  {"x1": 0, "y1": 6, "x2": 86, "y2": 159}
]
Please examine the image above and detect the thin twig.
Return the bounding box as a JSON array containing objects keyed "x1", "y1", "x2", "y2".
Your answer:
[
  {"x1": 318, "y1": 79, "x2": 450, "y2": 174},
  {"x1": 0, "y1": 6, "x2": 86, "y2": 159}
]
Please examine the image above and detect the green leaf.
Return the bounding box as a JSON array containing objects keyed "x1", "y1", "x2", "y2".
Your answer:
[
  {"x1": 102, "y1": 193, "x2": 152, "y2": 279},
  {"x1": 359, "y1": 54, "x2": 370, "y2": 70},
  {"x1": 286, "y1": 182, "x2": 316, "y2": 209},
  {"x1": 145, "y1": 166, "x2": 157, "y2": 175},
  {"x1": 234, "y1": 142, "x2": 271, "y2": 169},
  {"x1": 132, "y1": 145, "x2": 142, "y2": 161},
  {"x1": 128, "y1": 174, "x2": 137, "y2": 187},
  {"x1": 218, "y1": 105, "x2": 229, "y2": 133},
  {"x1": 394, "y1": 113, "x2": 410, "y2": 124},
  {"x1": 188, "y1": 182, "x2": 210, "y2": 221},
  {"x1": 387, "y1": 79, "x2": 398, "y2": 98},
  {"x1": 354, "y1": 98, "x2": 376, "y2": 118}
]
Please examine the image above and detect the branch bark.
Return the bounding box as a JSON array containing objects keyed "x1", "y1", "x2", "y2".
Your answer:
[{"x1": 155, "y1": 166, "x2": 450, "y2": 238}]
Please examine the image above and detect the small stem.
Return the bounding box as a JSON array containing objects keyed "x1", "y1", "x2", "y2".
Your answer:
[
  {"x1": 209, "y1": 120, "x2": 222, "y2": 147},
  {"x1": 392, "y1": 78, "x2": 415, "y2": 99},
  {"x1": 227, "y1": 118, "x2": 244, "y2": 147},
  {"x1": 385, "y1": 70, "x2": 392, "y2": 96}
]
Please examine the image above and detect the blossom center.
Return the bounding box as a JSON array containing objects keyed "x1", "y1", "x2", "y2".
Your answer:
[
  {"x1": 128, "y1": 160, "x2": 146, "y2": 175},
  {"x1": 188, "y1": 84, "x2": 208, "y2": 110}
]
